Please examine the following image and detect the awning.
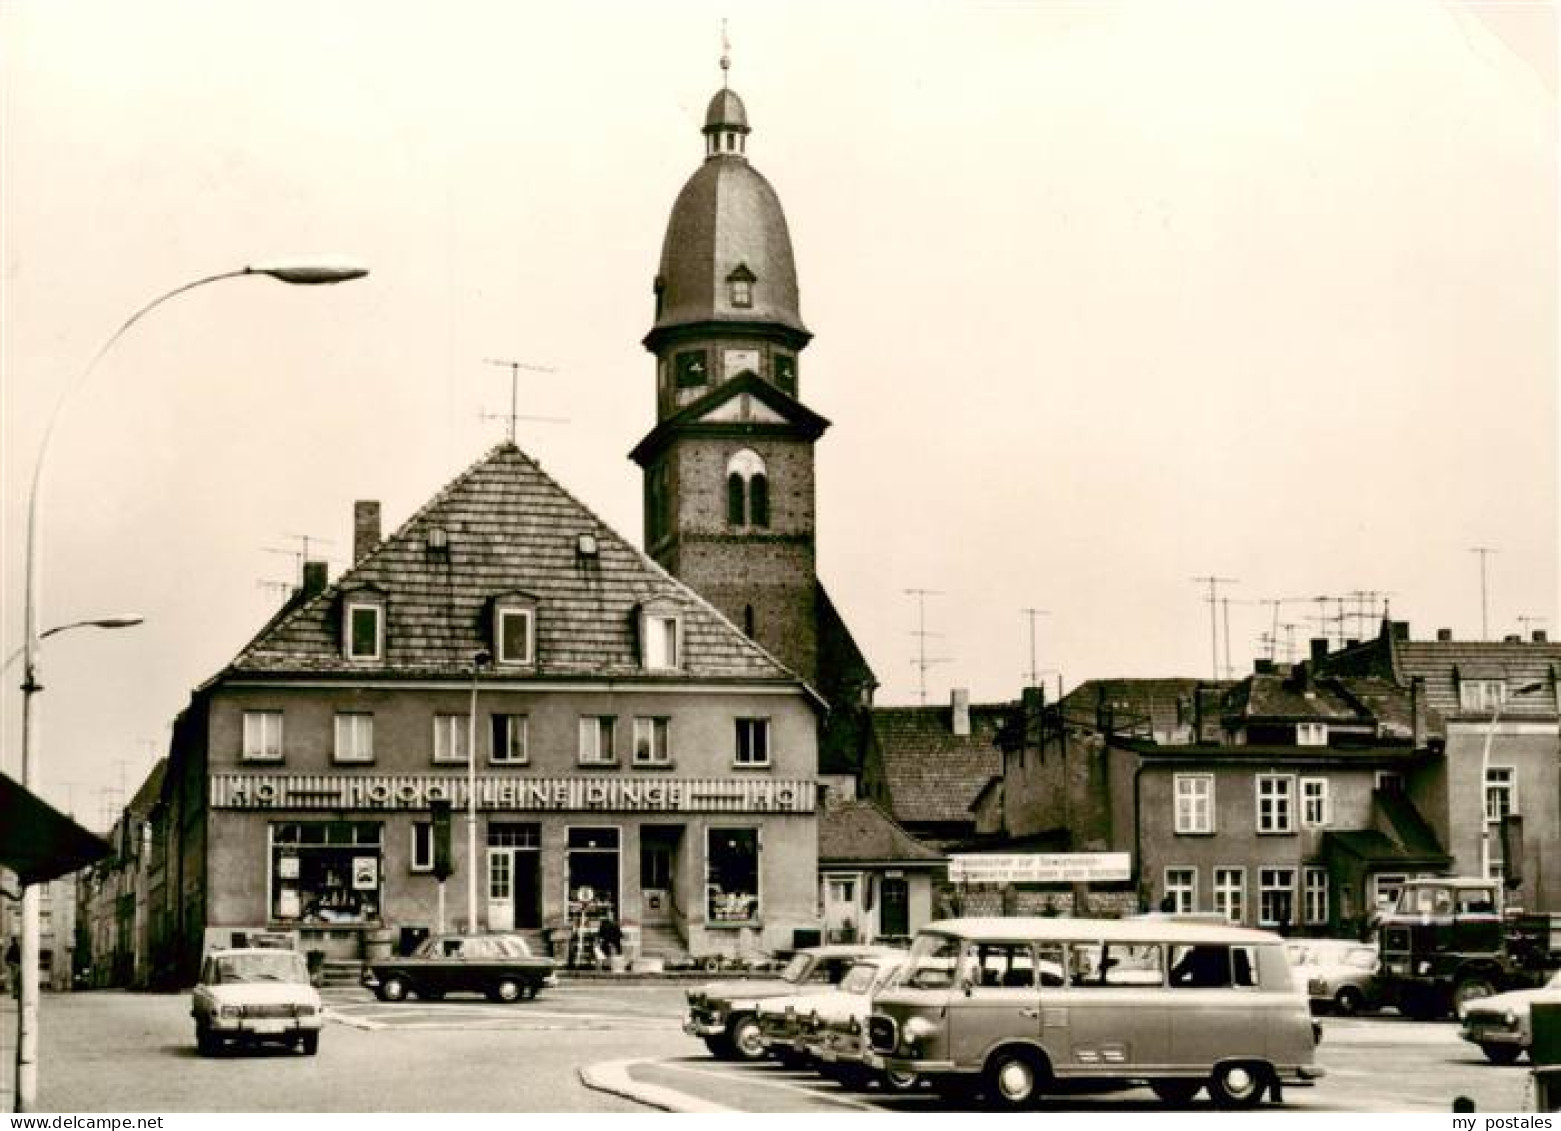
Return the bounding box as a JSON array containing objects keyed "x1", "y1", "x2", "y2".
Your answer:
[{"x1": 0, "y1": 773, "x2": 112, "y2": 885}]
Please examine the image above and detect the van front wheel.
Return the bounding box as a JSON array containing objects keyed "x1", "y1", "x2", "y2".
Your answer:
[
  {"x1": 1208, "y1": 1062, "x2": 1270, "y2": 1109},
  {"x1": 984, "y1": 1049, "x2": 1044, "y2": 1108}
]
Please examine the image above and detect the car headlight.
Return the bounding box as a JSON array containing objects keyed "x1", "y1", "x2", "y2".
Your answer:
[
  {"x1": 1417, "y1": 961, "x2": 1432, "y2": 975},
  {"x1": 903, "y1": 1015, "x2": 939, "y2": 1054},
  {"x1": 1505, "y1": 1010, "x2": 1518, "y2": 1026}
]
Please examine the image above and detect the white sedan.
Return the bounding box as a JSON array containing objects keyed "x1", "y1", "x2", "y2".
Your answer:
[
  {"x1": 191, "y1": 948, "x2": 324, "y2": 1056},
  {"x1": 1458, "y1": 969, "x2": 1561, "y2": 1064}
]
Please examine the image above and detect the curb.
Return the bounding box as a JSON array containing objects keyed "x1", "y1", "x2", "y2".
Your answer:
[{"x1": 579, "y1": 1058, "x2": 734, "y2": 1113}]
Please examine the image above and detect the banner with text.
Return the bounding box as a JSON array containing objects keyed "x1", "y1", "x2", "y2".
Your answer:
[{"x1": 948, "y1": 852, "x2": 1132, "y2": 884}]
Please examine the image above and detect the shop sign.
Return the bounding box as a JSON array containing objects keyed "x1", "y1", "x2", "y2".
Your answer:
[
  {"x1": 211, "y1": 773, "x2": 815, "y2": 814},
  {"x1": 947, "y1": 852, "x2": 1132, "y2": 884}
]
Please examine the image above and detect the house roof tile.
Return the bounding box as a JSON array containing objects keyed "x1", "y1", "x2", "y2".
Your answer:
[
  {"x1": 872, "y1": 703, "x2": 1005, "y2": 825},
  {"x1": 818, "y1": 798, "x2": 944, "y2": 864}
]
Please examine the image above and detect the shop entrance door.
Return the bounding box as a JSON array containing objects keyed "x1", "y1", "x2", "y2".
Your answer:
[
  {"x1": 488, "y1": 825, "x2": 542, "y2": 931},
  {"x1": 640, "y1": 826, "x2": 680, "y2": 926},
  {"x1": 880, "y1": 876, "x2": 910, "y2": 937},
  {"x1": 566, "y1": 827, "x2": 621, "y2": 920}
]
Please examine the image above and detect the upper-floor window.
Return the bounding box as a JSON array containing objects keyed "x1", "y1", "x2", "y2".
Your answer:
[
  {"x1": 1460, "y1": 679, "x2": 1507, "y2": 712},
  {"x1": 643, "y1": 613, "x2": 681, "y2": 670},
  {"x1": 344, "y1": 596, "x2": 385, "y2": 662},
  {"x1": 729, "y1": 278, "x2": 752, "y2": 307},
  {"x1": 433, "y1": 713, "x2": 470, "y2": 764},
  {"x1": 490, "y1": 714, "x2": 529, "y2": 765},
  {"x1": 735, "y1": 718, "x2": 770, "y2": 767},
  {"x1": 488, "y1": 593, "x2": 538, "y2": 666},
  {"x1": 1256, "y1": 775, "x2": 1294, "y2": 834},
  {"x1": 725, "y1": 449, "x2": 769, "y2": 528},
  {"x1": 634, "y1": 717, "x2": 671, "y2": 765},
  {"x1": 1296, "y1": 722, "x2": 1328, "y2": 746},
  {"x1": 1301, "y1": 777, "x2": 1330, "y2": 827},
  {"x1": 579, "y1": 716, "x2": 617, "y2": 765},
  {"x1": 1485, "y1": 766, "x2": 1518, "y2": 821},
  {"x1": 242, "y1": 710, "x2": 284, "y2": 761},
  {"x1": 334, "y1": 713, "x2": 374, "y2": 764},
  {"x1": 1174, "y1": 774, "x2": 1214, "y2": 834}
]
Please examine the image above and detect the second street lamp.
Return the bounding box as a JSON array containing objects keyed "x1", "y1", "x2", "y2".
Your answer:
[
  {"x1": 13, "y1": 257, "x2": 366, "y2": 1113},
  {"x1": 467, "y1": 649, "x2": 493, "y2": 932}
]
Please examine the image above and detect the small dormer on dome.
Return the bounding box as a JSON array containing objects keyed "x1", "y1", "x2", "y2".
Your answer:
[{"x1": 704, "y1": 88, "x2": 751, "y2": 159}]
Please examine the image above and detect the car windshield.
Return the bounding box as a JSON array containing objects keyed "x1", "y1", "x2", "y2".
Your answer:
[
  {"x1": 839, "y1": 962, "x2": 879, "y2": 995},
  {"x1": 780, "y1": 954, "x2": 815, "y2": 984},
  {"x1": 212, "y1": 952, "x2": 307, "y2": 985},
  {"x1": 901, "y1": 933, "x2": 963, "y2": 989}
]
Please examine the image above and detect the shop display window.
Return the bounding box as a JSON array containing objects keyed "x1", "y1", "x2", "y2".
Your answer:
[
  {"x1": 706, "y1": 827, "x2": 759, "y2": 925},
  {"x1": 272, "y1": 822, "x2": 383, "y2": 925}
]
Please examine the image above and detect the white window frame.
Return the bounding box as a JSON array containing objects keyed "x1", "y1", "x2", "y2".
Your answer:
[
  {"x1": 1301, "y1": 777, "x2": 1330, "y2": 828},
  {"x1": 1295, "y1": 722, "x2": 1327, "y2": 747},
  {"x1": 1256, "y1": 774, "x2": 1295, "y2": 834},
  {"x1": 735, "y1": 717, "x2": 771, "y2": 767},
  {"x1": 333, "y1": 712, "x2": 374, "y2": 764},
  {"x1": 1303, "y1": 866, "x2": 1329, "y2": 925},
  {"x1": 242, "y1": 710, "x2": 284, "y2": 762},
  {"x1": 1485, "y1": 765, "x2": 1518, "y2": 822},
  {"x1": 1213, "y1": 866, "x2": 1246, "y2": 925},
  {"x1": 491, "y1": 714, "x2": 529, "y2": 765},
  {"x1": 1164, "y1": 867, "x2": 1197, "y2": 914},
  {"x1": 343, "y1": 599, "x2": 384, "y2": 662},
  {"x1": 642, "y1": 613, "x2": 682, "y2": 671},
  {"x1": 578, "y1": 716, "x2": 617, "y2": 765},
  {"x1": 1258, "y1": 867, "x2": 1296, "y2": 927},
  {"x1": 433, "y1": 713, "x2": 470, "y2": 764},
  {"x1": 496, "y1": 608, "x2": 535, "y2": 666},
  {"x1": 1174, "y1": 774, "x2": 1215, "y2": 834},
  {"x1": 410, "y1": 823, "x2": 434, "y2": 873},
  {"x1": 1460, "y1": 679, "x2": 1507, "y2": 713},
  {"x1": 633, "y1": 717, "x2": 672, "y2": 766}
]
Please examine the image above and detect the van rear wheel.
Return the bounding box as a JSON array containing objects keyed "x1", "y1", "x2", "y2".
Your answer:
[
  {"x1": 984, "y1": 1048, "x2": 1044, "y2": 1108},
  {"x1": 1208, "y1": 1062, "x2": 1270, "y2": 1109}
]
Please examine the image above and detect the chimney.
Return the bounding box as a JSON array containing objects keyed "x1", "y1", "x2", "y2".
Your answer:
[
  {"x1": 1437, "y1": 628, "x2": 1453, "y2": 642},
  {"x1": 1391, "y1": 621, "x2": 1411, "y2": 642},
  {"x1": 1534, "y1": 630, "x2": 1549, "y2": 644},
  {"x1": 302, "y1": 560, "x2": 329, "y2": 598},
  {"x1": 1253, "y1": 658, "x2": 1275, "y2": 675},
  {"x1": 354, "y1": 500, "x2": 381, "y2": 563},
  {"x1": 1504, "y1": 634, "x2": 1522, "y2": 644},
  {"x1": 1410, "y1": 675, "x2": 1427, "y2": 749},
  {"x1": 951, "y1": 688, "x2": 971, "y2": 737},
  {"x1": 1310, "y1": 637, "x2": 1329, "y2": 665}
]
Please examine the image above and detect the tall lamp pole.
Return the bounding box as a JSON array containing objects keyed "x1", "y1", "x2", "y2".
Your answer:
[
  {"x1": 1478, "y1": 681, "x2": 1545, "y2": 887},
  {"x1": 13, "y1": 258, "x2": 367, "y2": 1113},
  {"x1": 467, "y1": 650, "x2": 492, "y2": 931}
]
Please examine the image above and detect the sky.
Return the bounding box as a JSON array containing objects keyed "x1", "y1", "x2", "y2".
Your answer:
[{"x1": 2, "y1": 0, "x2": 1556, "y2": 828}]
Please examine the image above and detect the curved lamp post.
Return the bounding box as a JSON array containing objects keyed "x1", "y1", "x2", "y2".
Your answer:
[
  {"x1": 2, "y1": 617, "x2": 144, "y2": 679},
  {"x1": 467, "y1": 649, "x2": 492, "y2": 933},
  {"x1": 13, "y1": 258, "x2": 367, "y2": 1113}
]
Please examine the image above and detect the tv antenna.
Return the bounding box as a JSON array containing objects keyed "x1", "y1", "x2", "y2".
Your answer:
[
  {"x1": 1517, "y1": 614, "x2": 1546, "y2": 638},
  {"x1": 482, "y1": 357, "x2": 566, "y2": 444},
  {"x1": 1021, "y1": 608, "x2": 1050, "y2": 689},
  {"x1": 1191, "y1": 576, "x2": 1237, "y2": 680},
  {"x1": 263, "y1": 534, "x2": 335, "y2": 584},
  {"x1": 905, "y1": 588, "x2": 949, "y2": 706}
]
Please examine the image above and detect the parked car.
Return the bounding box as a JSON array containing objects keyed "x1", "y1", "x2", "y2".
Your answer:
[
  {"x1": 685, "y1": 944, "x2": 904, "y2": 1061},
  {"x1": 1458, "y1": 969, "x2": 1561, "y2": 1064},
  {"x1": 191, "y1": 947, "x2": 324, "y2": 1057},
  {"x1": 362, "y1": 932, "x2": 558, "y2": 1003},
  {"x1": 755, "y1": 955, "x2": 907, "y2": 1068},
  {"x1": 784, "y1": 955, "x2": 923, "y2": 1092},
  {"x1": 1287, "y1": 940, "x2": 1381, "y2": 1015}
]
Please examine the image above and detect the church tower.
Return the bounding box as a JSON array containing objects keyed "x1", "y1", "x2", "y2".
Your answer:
[{"x1": 630, "y1": 77, "x2": 831, "y2": 689}]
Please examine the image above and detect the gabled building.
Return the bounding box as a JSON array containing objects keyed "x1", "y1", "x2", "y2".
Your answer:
[
  {"x1": 1320, "y1": 620, "x2": 1561, "y2": 911},
  {"x1": 866, "y1": 691, "x2": 1008, "y2": 849},
  {"x1": 817, "y1": 797, "x2": 945, "y2": 944},
  {"x1": 157, "y1": 443, "x2": 823, "y2": 980}
]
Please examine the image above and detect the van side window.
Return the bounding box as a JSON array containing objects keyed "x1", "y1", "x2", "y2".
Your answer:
[
  {"x1": 1170, "y1": 944, "x2": 1234, "y2": 988},
  {"x1": 970, "y1": 943, "x2": 1037, "y2": 989},
  {"x1": 1232, "y1": 945, "x2": 1258, "y2": 987},
  {"x1": 1070, "y1": 942, "x2": 1165, "y2": 987},
  {"x1": 1035, "y1": 942, "x2": 1068, "y2": 987}
]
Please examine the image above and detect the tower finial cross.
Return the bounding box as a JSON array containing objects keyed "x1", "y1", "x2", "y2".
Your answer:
[{"x1": 720, "y1": 19, "x2": 731, "y2": 86}]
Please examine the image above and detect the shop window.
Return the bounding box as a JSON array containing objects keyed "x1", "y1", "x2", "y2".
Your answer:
[
  {"x1": 579, "y1": 716, "x2": 617, "y2": 765},
  {"x1": 707, "y1": 827, "x2": 759, "y2": 924},
  {"x1": 634, "y1": 717, "x2": 671, "y2": 765},
  {"x1": 433, "y1": 713, "x2": 470, "y2": 763},
  {"x1": 410, "y1": 823, "x2": 434, "y2": 873},
  {"x1": 242, "y1": 710, "x2": 284, "y2": 762},
  {"x1": 271, "y1": 822, "x2": 382, "y2": 925},
  {"x1": 491, "y1": 714, "x2": 529, "y2": 764},
  {"x1": 735, "y1": 718, "x2": 770, "y2": 766},
  {"x1": 334, "y1": 713, "x2": 374, "y2": 764}
]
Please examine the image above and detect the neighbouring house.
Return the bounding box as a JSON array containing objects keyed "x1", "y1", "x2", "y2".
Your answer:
[{"x1": 817, "y1": 797, "x2": 945, "y2": 944}]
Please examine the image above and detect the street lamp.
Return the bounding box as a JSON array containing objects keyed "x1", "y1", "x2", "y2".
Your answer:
[
  {"x1": 13, "y1": 258, "x2": 366, "y2": 1113},
  {"x1": 1478, "y1": 680, "x2": 1545, "y2": 886},
  {"x1": 2, "y1": 617, "x2": 144, "y2": 680},
  {"x1": 467, "y1": 649, "x2": 493, "y2": 932}
]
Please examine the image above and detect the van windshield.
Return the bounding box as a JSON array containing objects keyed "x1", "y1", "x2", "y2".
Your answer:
[{"x1": 901, "y1": 933, "x2": 963, "y2": 989}]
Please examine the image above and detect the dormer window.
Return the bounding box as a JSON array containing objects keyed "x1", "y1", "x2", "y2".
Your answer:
[
  {"x1": 342, "y1": 588, "x2": 386, "y2": 662},
  {"x1": 726, "y1": 264, "x2": 756, "y2": 309},
  {"x1": 638, "y1": 598, "x2": 683, "y2": 671},
  {"x1": 488, "y1": 592, "x2": 539, "y2": 666}
]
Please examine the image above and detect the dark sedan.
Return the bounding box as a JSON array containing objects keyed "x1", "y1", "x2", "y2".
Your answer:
[{"x1": 362, "y1": 933, "x2": 558, "y2": 1003}]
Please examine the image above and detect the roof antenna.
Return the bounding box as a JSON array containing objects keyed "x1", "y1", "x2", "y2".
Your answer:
[{"x1": 720, "y1": 18, "x2": 731, "y2": 88}]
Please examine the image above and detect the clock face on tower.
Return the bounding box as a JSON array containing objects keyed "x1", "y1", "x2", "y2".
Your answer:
[{"x1": 723, "y1": 349, "x2": 761, "y2": 380}]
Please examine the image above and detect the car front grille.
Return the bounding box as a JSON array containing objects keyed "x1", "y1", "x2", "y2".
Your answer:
[
  {"x1": 867, "y1": 1015, "x2": 897, "y2": 1054},
  {"x1": 240, "y1": 1004, "x2": 301, "y2": 1019}
]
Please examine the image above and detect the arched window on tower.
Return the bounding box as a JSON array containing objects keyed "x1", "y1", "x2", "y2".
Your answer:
[{"x1": 725, "y1": 449, "x2": 768, "y2": 529}]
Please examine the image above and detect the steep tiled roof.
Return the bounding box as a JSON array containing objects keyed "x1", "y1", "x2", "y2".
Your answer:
[
  {"x1": 1058, "y1": 679, "x2": 1211, "y2": 742},
  {"x1": 1392, "y1": 639, "x2": 1561, "y2": 719},
  {"x1": 1224, "y1": 672, "x2": 1363, "y2": 721},
  {"x1": 230, "y1": 444, "x2": 801, "y2": 684},
  {"x1": 818, "y1": 799, "x2": 944, "y2": 865},
  {"x1": 872, "y1": 703, "x2": 1005, "y2": 825}
]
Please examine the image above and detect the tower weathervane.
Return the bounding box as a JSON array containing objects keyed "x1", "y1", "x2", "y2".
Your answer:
[{"x1": 720, "y1": 19, "x2": 731, "y2": 86}]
